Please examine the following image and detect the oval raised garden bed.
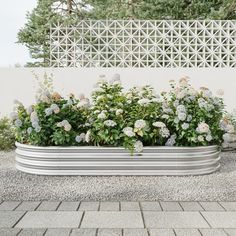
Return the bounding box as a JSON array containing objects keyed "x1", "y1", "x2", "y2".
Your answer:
[{"x1": 15, "y1": 142, "x2": 220, "y2": 176}]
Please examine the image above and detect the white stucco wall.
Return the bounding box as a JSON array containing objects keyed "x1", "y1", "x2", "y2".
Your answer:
[{"x1": 0, "y1": 67, "x2": 235, "y2": 117}]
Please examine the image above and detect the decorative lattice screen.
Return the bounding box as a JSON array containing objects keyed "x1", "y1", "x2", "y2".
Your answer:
[{"x1": 50, "y1": 20, "x2": 236, "y2": 67}]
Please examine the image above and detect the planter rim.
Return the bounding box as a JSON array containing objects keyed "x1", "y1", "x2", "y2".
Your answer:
[{"x1": 15, "y1": 142, "x2": 219, "y2": 150}]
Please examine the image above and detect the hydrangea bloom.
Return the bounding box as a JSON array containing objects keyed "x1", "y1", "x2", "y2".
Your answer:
[
  {"x1": 123, "y1": 127, "x2": 135, "y2": 137},
  {"x1": 134, "y1": 140, "x2": 143, "y2": 153},
  {"x1": 153, "y1": 121, "x2": 166, "y2": 128},
  {"x1": 134, "y1": 119, "x2": 146, "y2": 129},
  {"x1": 197, "y1": 122, "x2": 210, "y2": 134},
  {"x1": 104, "y1": 120, "x2": 117, "y2": 127}
]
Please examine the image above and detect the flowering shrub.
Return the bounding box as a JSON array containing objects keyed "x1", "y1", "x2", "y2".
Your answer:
[
  {"x1": 161, "y1": 77, "x2": 225, "y2": 146},
  {"x1": 122, "y1": 85, "x2": 166, "y2": 152},
  {"x1": 88, "y1": 74, "x2": 126, "y2": 146},
  {"x1": 12, "y1": 74, "x2": 227, "y2": 153},
  {"x1": 12, "y1": 74, "x2": 89, "y2": 146},
  {"x1": 0, "y1": 117, "x2": 15, "y2": 151}
]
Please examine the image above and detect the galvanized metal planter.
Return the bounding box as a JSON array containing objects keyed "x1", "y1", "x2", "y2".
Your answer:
[{"x1": 15, "y1": 142, "x2": 221, "y2": 176}]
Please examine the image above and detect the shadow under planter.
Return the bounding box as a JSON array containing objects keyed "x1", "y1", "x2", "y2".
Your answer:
[{"x1": 15, "y1": 142, "x2": 221, "y2": 176}]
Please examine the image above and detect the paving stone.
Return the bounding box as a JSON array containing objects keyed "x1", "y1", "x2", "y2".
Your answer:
[
  {"x1": 149, "y1": 229, "x2": 175, "y2": 236},
  {"x1": 179, "y1": 202, "x2": 203, "y2": 211},
  {"x1": 57, "y1": 202, "x2": 80, "y2": 211},
  {"x1": 121, "y1": 202, "x2": 140, "y2": 211},
  {"x1": 123, "y1": 229, "x2": 148, "y2": 236},
  {"x1": 0, "y1": 211, "x2": 25, "y2": 227},
  {"x1": 98, "y1": 229, "x2": 122, "y2": 236},
  {"x1": 70, "y1": 229, "x2": 96, "y2": 236},
  {"x1": 79, "y1": 202, "x2": 99, "y2": 211},
  {"x1": 36, "y1": 201, "x2": 61, "y2": 211},
  {"x1": 160, "y1": 202, "x2": 182, "y2": 211},
  {"x1": 0, "y1": 228, "x2": 21, "y2": 236},
  {"x1": 143, "y1": 212, "x2": 209, "y2": 228},
  {"x1": 140, "y1": 202, "x2": 162, "y2": 211},
  {"x1": 81, "y1": 211, "x2": 144, "y2": 228},
  {"x1": 44, "y1": 228, "x2": 71, "y2": 236},
  {"x1": 219, "y1": 202, "x2": 236, "y2": 211},
  {"x1": 201, "y1": 212, "x2": 236, "y2": 228},
  {"x1": 100, "y1": 202, "x2": 119, "y2": 211},
  {"x1": 224, "y1": 229, "x2": 236, "y2": 236},
  {"x1": 199, "y1": 229, "x2": 228, "y2": 236},
  {"x1": 199, "y1": 202, "x2": 224, "y2": 211},
  {"x1": 174, "y1": 229, "x2": 201, "y2": 236},
  {"x1": 15, "y1": 211, "x2": 83, "y2": 228},
  {"x1": 0, "y1": 201, "x2": 21, "y2": 211},
  {"x1": 18, "y1": 228, "x2": 46, "y2": 236},
  {"x1": 15, "y1": 201, "x2": 41, "y2": 211}
]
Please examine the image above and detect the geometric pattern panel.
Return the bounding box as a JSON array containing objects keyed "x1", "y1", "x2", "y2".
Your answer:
[{"x1": 50, "y1": 20, "x2": 236, "y2": 67}]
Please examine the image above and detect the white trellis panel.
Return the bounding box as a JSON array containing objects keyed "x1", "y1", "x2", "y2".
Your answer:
[{"x1": 50, "y1": 20, "x2": 236, "y2": 67}]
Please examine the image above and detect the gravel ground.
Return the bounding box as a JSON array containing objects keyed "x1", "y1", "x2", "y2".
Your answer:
[{"x1": 0, "y1": 151, "x2": 236, "y2": 201}]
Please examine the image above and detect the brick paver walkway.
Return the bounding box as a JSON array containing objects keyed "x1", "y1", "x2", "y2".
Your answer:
[{"x1": 0, "y1": 201, "x2": 236, "y2": 235}]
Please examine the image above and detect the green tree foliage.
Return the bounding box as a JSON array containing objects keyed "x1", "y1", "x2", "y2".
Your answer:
[
  {"x1": 17, "y1": 0, "x2": 88, "y2": 67},
  {"x1": 18, "y1": 0, "x2": 236, "y2": 66}
]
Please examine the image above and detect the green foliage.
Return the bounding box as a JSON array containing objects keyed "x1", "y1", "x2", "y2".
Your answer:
[
  {"x1": 0, "y1": 117, "x2": 15, "y2": 151},
  {"x1": 17, "y1": 0, "x2": 87, "y2": 67}
]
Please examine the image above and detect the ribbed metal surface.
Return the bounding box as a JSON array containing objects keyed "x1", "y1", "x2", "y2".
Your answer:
[{"x1": 15, "y1": 142, "x2": 221, "y2": 176}]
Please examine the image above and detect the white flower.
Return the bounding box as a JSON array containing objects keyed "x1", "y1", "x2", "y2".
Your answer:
[
  {"x1": 181, "y1": 123, "x2": 189, "y2": 130},
  {"x1": 26, "y1": 106, "x2": 33, "y2": 115},
  {"x1": 50, "y1": 104, "x2": 60, "y2": 114},
  {"x1": 110, "y1": 74, "x2": 121, "y2": 85},
  {"x1": 75, "y1": 133, "x2": 85, "y2": 143},
  {"x1": 104, "y1": 120, "x2": 117, "y2": 127},
  {"x1": 77, "y1": 98, "x2": 90, "y2": 108},
  {"x1": 35, "y1": 126, "x2": 41, "y2": 133},
  {"x1": 10, "y1": 112, "x2": 18, "y2": 121},
  {"x1": 30, "y1": 111, "x2": 39, "y2": 123},
  {"x1": 14, "y1": 119, "x2": 22, "y2": 127},
  {"x1": 153, "y1": 121, "x2": 166, "y2": 128},
  {"x1": 134, "y1": 119, "x2": 146, "y2": 129},
  {"x1": 93, "y1": 87, "x2": 104, "y2": 93},
  {"x1": 32, "y1": 121, "x2": 39, "y2": 128},
  {"x1": 198, "y1": 135, "x2": 204, "y2": 142},
  {"x1": 85, "y1": 130, "x2": 91, "y2": 143},
  {"x1": 45, "y1": 108, "x2": 53, "y2": 116},
  {"x1": 178, "y1": 112, "x2": 187, "y2": 121},
  {"x1": 137, "y1": 98, "x2": 150, "y2": 106},
  {"x1": 203, "y1": 90, "x2": 212, "y2": 98},
  {"x1": 116, "y1": 109, "x2": 123, "y2": 116},
  {"x1": 96, "y1": 95, "x2": 104, "y2": 101},
  {"x1": 177, "y1": 105, "x2": 186, "y2": 113},
  {"x1": 75, "y1": 135, "x2": 82, "y2": 143},
  {"x1": 206, "y1": 134, "x2": 213, "y2": 142},
  {"x1": 160, "y1": 127, "x2": 170, "y2": 138},
  {"x1": 179, "y1": 77, "x2": 189, "y2": 87},
  {"x1": 64, "y1": 123, "x2": 72, "y2": 132},
  {"x1": 123, "y1": 127, "x2": 135, "y2": 137},
  {"x1": 98, "y1": 112, "x2": 107, "y2": 119},
  {"x1": 27, "y1": 127, "x2": 33, "y2": 134},
  {"x1": 134, "y1": 140, "x2": 143, "y2": 153},
  {"x1": 173, "y1": 100, "x2": 179, "y2": 107},
  {"x1": 165, "y1": 134, "x2": 176, "y2": 146},
  {"x1": 197, "y1": 122, "x2": 210, "y2": 134},
  {"x1": 226, "y1": 124, "x2": 235, "y2": 134}
]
